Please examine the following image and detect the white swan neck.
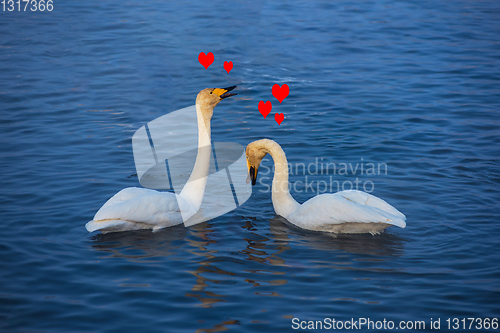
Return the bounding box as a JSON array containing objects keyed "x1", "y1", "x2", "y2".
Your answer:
[
  {"x1": 262, "y1": 141, "x2": 300, "y2": 218},
  {"x1": 196, "y1": 103, "x2": 211, "y2": 147},
  {"x1": 178, "y1": 103, "x2": 213, "y2": 218}
]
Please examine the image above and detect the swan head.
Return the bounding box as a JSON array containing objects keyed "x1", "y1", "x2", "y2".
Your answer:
[
  {"x1": 196, "y1": 86, "x2": 237, "y2": 118},
  {"x1": 245, "y1": 141, "x2": 268, "y2": 186}
]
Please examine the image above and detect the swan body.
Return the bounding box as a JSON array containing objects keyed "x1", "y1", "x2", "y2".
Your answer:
[
  {"x1": 86, "y1": 86, "x2": 237, "y2": 233},
  {"x1": 86, "y1": 187, "x2": 185, "y2": 232},
  {"x1": 245, "y1": 139, "x2": 406, "y2": 235}
]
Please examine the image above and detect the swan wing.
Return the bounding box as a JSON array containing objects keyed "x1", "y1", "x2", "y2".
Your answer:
[
  {"x1": 333, "y1": 190, "x2": 406, "y2": 219},
  {"x1": 86, "y1": 187, "x2": 186, "y2": 232},
  {"x1": 287, "y1": 191, "x2": 406, "y2": 229}
]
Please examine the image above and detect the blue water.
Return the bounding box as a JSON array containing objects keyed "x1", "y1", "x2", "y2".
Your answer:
[{"x1": 1, "y1": 0, "x2": 500, "y2": 331}]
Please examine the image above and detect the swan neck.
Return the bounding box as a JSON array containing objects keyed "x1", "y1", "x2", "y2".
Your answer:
[
  {"x1": 177, "y1": 103, "x2": 213, "y2": 220},
  {"x1": 262, "y1": 141, "x2": 300, "y2": 218},
  {"x1": 196, "y1": 104, "x2": 212, "y2": 147}
]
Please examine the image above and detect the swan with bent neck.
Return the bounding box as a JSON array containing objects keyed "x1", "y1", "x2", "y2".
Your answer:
[
  {"x1": 85, "y1": 86, "x2": 237, "y2": 233},
  {"x1": 246, "y1": 139, "x2": 406, "y2": 234}
]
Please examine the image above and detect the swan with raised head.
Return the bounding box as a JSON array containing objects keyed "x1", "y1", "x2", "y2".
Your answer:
[
  {"x1": 245, "y1": 139, "x2": 406, "y2": 234},
  {"x1": 86, "y1": 86, "x2": 237, "y2": 233}
]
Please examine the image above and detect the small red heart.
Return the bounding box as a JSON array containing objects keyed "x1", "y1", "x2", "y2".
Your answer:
[
  {"x1": 198, "y1": 52, "x2": 214, "y2": 69},
  {"x1": 272, "y1": 84, "x2": 289, "y2": 103},
  {"x1": 275, "y1": 113, "x2": 284, "y2": 125},
  {"x1": 224, "y1": 61, "x2": 233, "y2": 73},
  {"x1": 258, "y1": 101, "x2": 272, "y2": 118}
]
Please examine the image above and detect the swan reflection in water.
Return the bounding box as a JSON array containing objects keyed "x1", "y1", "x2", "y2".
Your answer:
[
  {"x1": 268, "y1": 215, "x2": 405, "y2": 257},
  {"x1": 90, "y1": 215, "x2": 405, "y2": 331}
]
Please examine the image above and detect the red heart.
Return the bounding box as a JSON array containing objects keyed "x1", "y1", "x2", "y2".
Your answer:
[
  {"x1": 198, "y1": 52, "x2": 214, "y2": 69},
  {"x1": 258, "y1": 101, "x2": 272, "y2": 118},
  {"x1": 272, "y1": 84, "x2": 289, "y2": 103},
  {"x1": 275, "y1": 113, "x2": 284, "y2": 125},
  {"x1": 224, "y1": 61, "x2": 233, "y2": 73}
]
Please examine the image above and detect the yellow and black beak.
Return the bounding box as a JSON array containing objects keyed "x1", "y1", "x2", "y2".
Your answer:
[
  {"x1": 212, "y1": 85, "x2": 237, "y2": 99},
  {"x1": 246, "y1": 160, "x2": 258, "y2": 186},
  {"x1": 249, "y1": 166, "x2": 258, "y2": 186}
]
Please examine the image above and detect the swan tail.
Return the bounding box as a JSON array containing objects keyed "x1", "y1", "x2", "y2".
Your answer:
[{"x1": 381, "y1": 213, "x2": 406, "y2": 228}]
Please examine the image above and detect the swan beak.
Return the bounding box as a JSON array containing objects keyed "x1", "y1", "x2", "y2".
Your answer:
[
  {"x1": 213, "y1": 86, "x2": 237, "y2": 99},
  {"x1": 248, "y1": 166, "x2": 257, "y2": 186},
  {"x1": 246, "y1": 158, "x2": 258, "y2": 185}
]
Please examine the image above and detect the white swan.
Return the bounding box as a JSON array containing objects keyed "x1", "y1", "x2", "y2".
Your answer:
[
  {"x1": 86, "y1": 86, "x2": 237, "y2": 233},
  {"x1": 245, "y1": 139, "x2": 406, "y2": 234}
]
